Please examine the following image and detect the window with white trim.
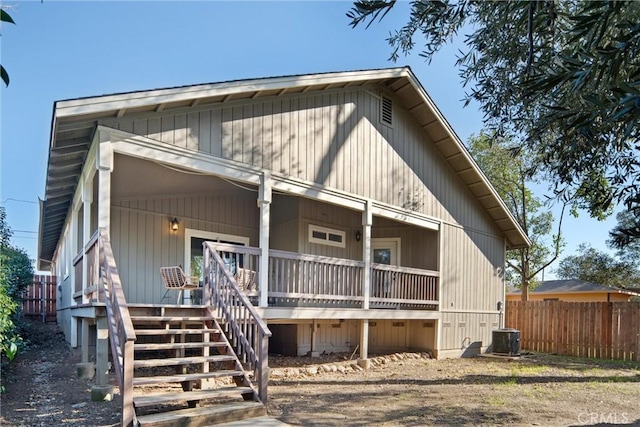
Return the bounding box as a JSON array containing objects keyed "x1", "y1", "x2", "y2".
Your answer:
[{"x1": 308, "y1": 224, "x2": 346, "y2": 248}]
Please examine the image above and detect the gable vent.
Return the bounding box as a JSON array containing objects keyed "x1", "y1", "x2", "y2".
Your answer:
[{"x1": 380, "y1": 96, "x2": 393, "y2": 126}]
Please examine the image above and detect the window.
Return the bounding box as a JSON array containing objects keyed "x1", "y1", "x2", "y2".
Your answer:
[
  {"x1": 380, "y1": 96, "x2": 393, "y2": 127},
  {"x1": 308, "y1": 224, "x2": 345, "y2": 248}
]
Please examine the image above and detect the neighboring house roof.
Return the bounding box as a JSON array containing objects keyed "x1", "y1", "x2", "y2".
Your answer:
[
  {"x1": 38, "y1": 67, "x2": 530, "y2": 269},
  {"x1": 507, "y1": 279, "x2": 640, "y2": 296}
]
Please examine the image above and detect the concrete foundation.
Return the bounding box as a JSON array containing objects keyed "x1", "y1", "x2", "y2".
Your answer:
[
  {"x1": 76, "y1": 362, "x2": 95, "y2": 379},
  {"x1": 357, "y1": 358, "x2": 371, "y2": 369},
  {"x1": 91, "y1": 385, "x2": 114, "y2": 402}
]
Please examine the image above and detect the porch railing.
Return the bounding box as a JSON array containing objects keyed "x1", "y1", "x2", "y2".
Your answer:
[
  {"x1": 98, "y1": 229, "x2": 137, "y2": 426},
  {"x1": 204, "y1": 243, "x2": 439, "y2": 310},
  {"x1": 370, "y1": 264, "x2": 439, "y2": 308},
  {"x1": 202, "y1": 241, "x2": 271, "y2": 403},
  {"x1": 72, "y1": 230, "x2": 100, "y2": 302},
  {"x1": 268, "y1": 250, "x2": 364, "y2": 305}
]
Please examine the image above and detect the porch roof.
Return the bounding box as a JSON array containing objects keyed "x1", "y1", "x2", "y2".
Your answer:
[{"x1": 38, "y1": 67, "x2": 529, "y2": 270}]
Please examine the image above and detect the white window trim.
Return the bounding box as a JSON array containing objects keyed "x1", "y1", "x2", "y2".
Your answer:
[
  {"x1": 184, "y1": 228, "x2": 250, "y2": 278},
  {"x1": 63, "y1": 227, "x2": 70, "y2": 280},
  {"x1": 308, "y1": 224, "x2": 346, "y2": 248},
  {"x1": 371, "y1": 237, "x2": 402, "y2": 266}
]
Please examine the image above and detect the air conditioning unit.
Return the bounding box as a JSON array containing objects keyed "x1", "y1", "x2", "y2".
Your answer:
[{"x1": 492, "y1": 329, "x2": 521, "y2": 356}]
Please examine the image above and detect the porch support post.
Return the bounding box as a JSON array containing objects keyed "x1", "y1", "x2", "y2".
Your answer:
[
  {"x1": 81, "y1": 318, "x2": 90, "y2": 363},
  {"x1": 95, "y1": 316, "x2": 109, "y2": 385},
  {"x1": 97, "y1": 132, "x2": 113, "y2": 235},
  {"x1": 82, "y1": 178, "x2": 93, "y2": 304},
  {"x1": 258, "y1": 172, "x2": 272, "y2": 308},
  {"x1": 362, "y1": 200, "x2": 372, "y2": 310},
  {"x1": 358, "y1": 320, "x2": 370, "y2": 368},
  {"x1": 359, "y1": 201, "x2": 373, "y2": 366}
]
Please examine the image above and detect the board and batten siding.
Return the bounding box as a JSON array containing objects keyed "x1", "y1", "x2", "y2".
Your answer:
[
  {"x1": 108, "y1": 87, "x2": 501, "y2": 237},
  {"x1": 110, "y1": 193, "x2": 258, "y2": 304},
  {"x1": 286, "y1": 319, "x2": 436, "y2": 356},
  {"x1": 440, "y1": 224, "x2": 505, "y2": 312},
  {"x1": 438, "y1": 223, "x2": 504, "y2": 356},
  {"x1": 439, "y1": 312, "x2": 502, "y2": 357}
]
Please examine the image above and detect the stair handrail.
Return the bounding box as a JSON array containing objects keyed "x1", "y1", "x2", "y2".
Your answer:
[
  {"x1": 202, "y1": 241, "x2": 272, "y2": 404},
  {"x1": 98, "y1": 228, "x2": 137, "y2": 426}
]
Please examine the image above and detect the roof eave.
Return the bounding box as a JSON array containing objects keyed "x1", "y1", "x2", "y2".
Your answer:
[{"x1": 400, "y1": 69, "x2": 530, "y2": 249}]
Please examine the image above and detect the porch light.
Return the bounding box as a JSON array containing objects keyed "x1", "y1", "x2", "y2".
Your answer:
[
  {"x1": 355, "y1": 230, "x2": 361, "y2": 241},
  {"x1": 170, "y1": 218, "x2": 179, "y2": 231}
]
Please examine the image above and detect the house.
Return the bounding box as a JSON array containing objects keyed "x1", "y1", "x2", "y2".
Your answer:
[
  {"x1": 37, "y1": 67, "x2": 529, "y2": 425},
  {"x1": 506, "y1": 279, "x2": 640, "y2": 302}
]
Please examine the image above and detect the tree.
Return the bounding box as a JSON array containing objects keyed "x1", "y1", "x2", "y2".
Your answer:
[
  {"x1": 0, "y1": 8, "x2": 15, "y2": 86},
  {"x1": 608, "y1": 209, "x2": 640, "y2": 263},
  {"x1": 467, "y1": 133, "x2": 564, "y2": 301},
  {"x1": 348, "y1": 1, "x2": 640, "y2": 236},
  {"x1": 556, "y1": 243, "x2": 640, "y2": 289}
]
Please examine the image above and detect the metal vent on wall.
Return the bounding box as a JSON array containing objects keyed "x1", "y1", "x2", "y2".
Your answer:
[{"x1": 381, "y1": 96, "x2": 393, "y2": 126}]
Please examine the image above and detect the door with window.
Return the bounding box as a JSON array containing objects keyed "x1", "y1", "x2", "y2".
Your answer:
[
  {"x1": 371, "y1": 238, "x2": 400, "y2": 266},
  {"x1": 184, "y1": 229, "x2": 250, "y2": 303},
  {"x1": 371, "y1": 238, "x2": 401, "y2": 300}
]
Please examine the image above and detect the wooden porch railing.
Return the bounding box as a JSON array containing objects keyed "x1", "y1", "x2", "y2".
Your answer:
[
  {"x1": 268, "y1": 250, "x2": 364, "y2": 304},
  {"x1": 370, "y1": 264, "x2": 439, "y2": 308},
  {"x1": 98, "y1": 229, "x2": 137, "y2": 426},
  {"x1": 204, "y1": 243, "x2": 439, "y2": 309},
  {"x1": 203, "y1": 241, "x2": 271, "y2": 404},
  {"x1": 72, "y1": 231, "x2": 100, "y2": 302}
]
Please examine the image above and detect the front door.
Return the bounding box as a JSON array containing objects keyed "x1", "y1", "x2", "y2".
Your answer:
[
  {"x1": 370, "y1": 238, "x2": 401, "y2": 305},
  {"x1": 371, "y1": 238, "x2": 401, "y2": 266},
  {"x1": 184, "y1": 229, "x2": 250, "y2": 303}
]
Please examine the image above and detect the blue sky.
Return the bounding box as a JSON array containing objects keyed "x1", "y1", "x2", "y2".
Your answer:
[{"x1": 0, "y1": 1, "x2": 619, "y2": 275}]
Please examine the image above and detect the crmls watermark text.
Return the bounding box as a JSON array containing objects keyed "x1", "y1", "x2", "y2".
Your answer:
[{"x1": 577, "y1": 413, "x2": 629, "y2": 425}]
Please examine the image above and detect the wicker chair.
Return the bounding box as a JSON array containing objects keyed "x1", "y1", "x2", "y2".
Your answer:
[{"x1": 160, "y1": 266, "x2": 199, "y2": 304}]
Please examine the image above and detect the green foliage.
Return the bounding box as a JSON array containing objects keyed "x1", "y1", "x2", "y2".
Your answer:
[
  {"x1": 467, "y1": 133, "x2": 564, "y2": 297},
  {"x1": 0, "y1": 286, "x2": 20, "y2": 362},
  {"x1": 0, "y1": 207, "x2": 33, "y2": 371},
  {"x1": 0, "y1": 7, "x2": 15, "y2": 87},
  {"x1": 348, "y1": 0, "x2": 638, "y2": 238},
  {"x1": 608, "y1": 208, "x2": 640, "y2": 258},
  {"x1": 556, "y1": 243, "x2": 640, "y2": 289}
]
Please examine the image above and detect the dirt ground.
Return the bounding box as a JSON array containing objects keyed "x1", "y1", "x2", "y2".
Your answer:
[{"x1": 1, "y1": 320, "x2": 639, "y2": 426}]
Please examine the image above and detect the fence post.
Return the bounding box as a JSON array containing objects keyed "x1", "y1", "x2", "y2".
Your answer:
[{"x1": 41, "y1": 278, "x2": 46, "y2": 323}]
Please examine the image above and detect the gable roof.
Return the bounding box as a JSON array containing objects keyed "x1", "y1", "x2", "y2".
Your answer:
[
  {"x1": 38, "y1": 67, "x2": 530, "y2": 269},
  {"x1": 508, "y1": 279, "x2": 640, "y2": 296}
]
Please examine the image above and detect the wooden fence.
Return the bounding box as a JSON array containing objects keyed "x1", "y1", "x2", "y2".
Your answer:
[
  {"x1": 22, "y1": 275, "x2": 57, "y2": 322},
  {"x1": 506, "y1": 301, "x2": 640, "y2": 361}
]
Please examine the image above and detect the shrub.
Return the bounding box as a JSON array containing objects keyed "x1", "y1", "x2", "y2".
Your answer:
[{"x1": 0, "y1": 206, "x2": 34, "y2": 392}]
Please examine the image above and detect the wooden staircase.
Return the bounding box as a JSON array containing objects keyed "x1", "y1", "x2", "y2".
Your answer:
[{"x1": 128, "y1": 304, "x2": 266, "y2": 426}]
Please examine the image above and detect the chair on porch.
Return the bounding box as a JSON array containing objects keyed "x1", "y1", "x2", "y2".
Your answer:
[
  {"x1": 235, "y1": 268, "x2": 257, "y2": 293},
  {"x1": 160, "y1": 266, "x2": 199, "y2": 304}
]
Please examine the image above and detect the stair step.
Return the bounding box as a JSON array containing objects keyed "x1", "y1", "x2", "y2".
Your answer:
[
  {"x1": 133, "y1": 386, "x2": 255, "y2": 407},
  {"x1": 135, "y1": 341, "x2": 227, "y2": 351},
  {"x1": 135, "y1": 328, "x2": 221, "y2": 336},
  {"x1": 136, "y1": 401, "x2": 266, "y2": 427},
  {"x1": 133, "y1": 370, "x2": 244, "y2": 386},
  {"x1": 131, "y1": 316, "x2": 212, "y2": 323},
  {"x1": 134, "y1": 354, "x2": 236, "y2": 368}
]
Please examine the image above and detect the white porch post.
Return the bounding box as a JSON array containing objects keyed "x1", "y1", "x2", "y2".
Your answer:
[
  {"x1": 95, "y1": 132, "x2": 111, "y2": 389},
  {"x1": 258, "y1": 172, "x2": 272, "y2": 308},
  {"x1": 359, "y1": 200, "x2": 373, "y2": 367},
  {"x1": 81, "y1": 179, "x2": 93, "y2": 304},
  {"x1": 97, "y1": 132, "x2": 112, "y2": 235},
  {"x1": 70, "y1": 209, "x2": 79, "y2": 348},
  {"x1": 362, "y1": 200, "x2": 372, "y2": 310}
]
